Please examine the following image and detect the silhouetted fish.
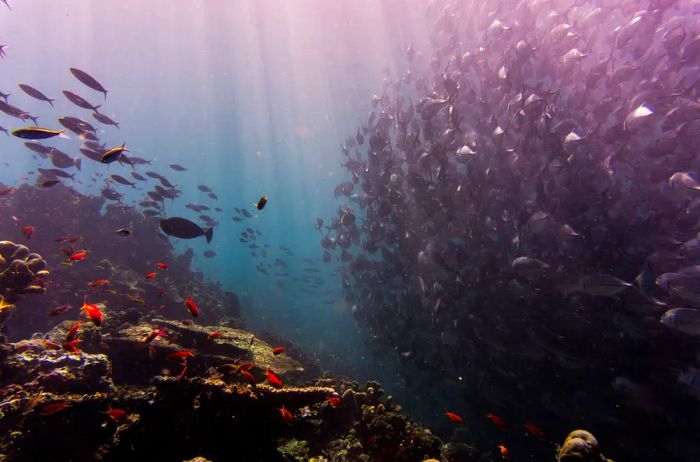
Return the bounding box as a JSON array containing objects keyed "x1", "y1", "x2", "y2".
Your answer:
[
  {"x1": 18, "y1": 84, "x2": 54, "y2": 106},
  {"x1": 160, "y1": 217, "x2": 213, "y2": 243},
  {"x1": 69, "y1": 67, "x2": 108, "y2": 99}
]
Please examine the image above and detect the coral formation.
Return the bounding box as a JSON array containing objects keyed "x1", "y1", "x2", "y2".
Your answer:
[{"x1": 0, "y1": 240, "x2": 46, "y2": 301}]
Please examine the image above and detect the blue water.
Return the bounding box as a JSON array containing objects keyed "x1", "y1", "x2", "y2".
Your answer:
[{"x1": 0, "y1": 0, "x2": 445, "y2": 426}]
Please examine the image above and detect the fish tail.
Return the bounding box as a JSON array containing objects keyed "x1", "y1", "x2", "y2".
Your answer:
[
  {"x1": 48, "y1": 99, "x2": 54, "y2": 107},
  {"x1": 94, "y1": 105, "x2": 101, "y2": 114},
  {"x1": 103, "y1": 90, "x2": 108, "y2": 100},
  {"x1": 205, "y1": 227, "x2": 213, "y2": 244},
  {"x1": 74, "y1": 158, "x2": 82, "y2": 171}
]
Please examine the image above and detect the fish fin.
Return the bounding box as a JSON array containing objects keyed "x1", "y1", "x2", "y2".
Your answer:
[
  {"x1": 103, "y1": 90, "x2": 108, "y2": 100},
  {"x1": 205, "y1": 227, "x2": 213, "y2": 244},
  {"x1": 74, "y1": 158, "x2": 81, "y2": 171}
]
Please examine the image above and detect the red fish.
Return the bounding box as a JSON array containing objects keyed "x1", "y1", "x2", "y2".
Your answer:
[
  {"x1": 498, "y1": 443, "x2": 511, "y2": 460},
  {"x1": 62, "y1": 339, "x2": 83, "y2": 353},
  {"x1": 178, "y1": 363, "x2": 188, "y2": 382},
  {"x1": 69, "y1": 250, "x2": 87, "y2": 261},
  {"x1": 88, "y1": 278, "x2": 110, "y2": 287},
  {"x1": 49, "y1": 304, "x2": 72, "y2": 316},
  {"x1": 81, "y1": 297, "x2": 103, "y2": 327},
  {"x1": 240, "y1": 369, "x2": 256, "y2": 384},
  {"x1": 208, "y1": 331, "x2": 221, "y2": 339},
  {"x1": 65, "y1": 321, "x2": 82, "y2": 341},
  {"x1": 264, "y1": 368, "x2": 283, "y2": 388},
  {"x1": 485, "y1": 412, "x2": 507, "y2": 430},
  {"x1": 155, "y1": 262, "x2": 168, "y2": 270},
  {"x1": 272, "y1": 347, "x2": 285, "y2": 355},
  {"x1": 39, "y1": 401, "x2": 71, "y2": 416},
  {"x1": 22, "y1": 225, "x2": 34, "y2": 239},
  {"x1": 106, "y1": 406, "x2": 128, "y2": 422},
  {"x1": 158, "y1": 287, "x2": 164, "y2": 298},
  {"x1": 43, "y1": 340, "x2": 61, "y2": 350},
  {"x1": 327, "y1": 396, "x2": 342, "y2": 407},
  {"x1": 0, "y1": 187, "x2": 14, "y2": 196},
  {"x1": 523, "y1": 423, "x2": 545, "y2": 439},
  {"x1": 279, "y1": 405, "x2": 293, "y2": 423},
  {"x1": 185, "y1": 297, "x2": 199, "y2": 317},
  {"x1": 144, "y1": 272, "x2": 157, "y2": 279},
  {"x1": 144, "y1": 328, "x2": 166, "y2": 344},
  {"x1": 445, "y1": 411, "x2": 464, "y2": 425},
  {"x1": 168, "y1": 350, "x2": 194, "y2": 362},
  {"x1": 239, "y1": 362, "x2": 254, "y2": 371}
]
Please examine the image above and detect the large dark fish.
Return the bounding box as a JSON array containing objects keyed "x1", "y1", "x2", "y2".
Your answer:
[
  {"x1": 18, "y1": 84, "x2": 54, "y2": 106},
  {"x1": 110, "y1": 174, "x2": 136, "y2": 187},
  {"x1": 37, "y1": 168, "x2": 73, "y2": 179},
  {"x1": 160, "y1": 217, "x2": 213, "y2": 244},
  {"x1": 25, "y1": 142, "x2": 53, "y2": 157},
  {"x1": 69, "y1": 68, "x2": 108, "y2": 99},
  {"x1": 63, "y1": 90, "x2": 101, "y2": 112},
  {"x1": 0, "y1": 100, "x2": 38, "y2": 124},
  {"x1": 50, "y1": 148, "x2": 80, "y2": 170}
]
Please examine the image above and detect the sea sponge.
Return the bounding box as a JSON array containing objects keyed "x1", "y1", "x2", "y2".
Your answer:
[{"x1": 557, "y1": 430, "x2": 612, "y2": 462}]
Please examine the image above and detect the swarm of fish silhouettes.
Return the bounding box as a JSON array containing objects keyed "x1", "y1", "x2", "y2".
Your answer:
[{"x1": 318, "y1": 0, "x2": 700, "y2": 460}]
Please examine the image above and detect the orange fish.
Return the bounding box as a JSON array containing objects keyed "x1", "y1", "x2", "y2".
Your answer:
[
  {"x1": 523, "y1": 423, "x2": 545, "y2": 439},
  {"x1": 155, "y1": 262, "x2": 168, "y2": 270},
  {"x1": 39, "y1": 401, "x2": 71, "y2": 416},
  {"x1": 62, "y1": 339, "x2": 83, "y2": 353},
  {"x1": 485, "y1": 412, "x2": 507, "y2": 430},
  {"x1": 239, "y1": 362, "x2": 254, "y2": 371},
  {"x1": 144, "y1": 328, "x2": 166, "y2": 344},
  {"x1": 81, "y1": 297, "x2": 103, "y2": 327},
  {"x1": 185, "y1": 297, "x2": 199, "y2": 317},
  {"x1": 69, "y1": 250, "x2": 87, "y2": 261},
  {"x1": 240, "y1": 369, "x2": 256, "y2": 384},
  {"x1": 88, "y1": 278, "x2": 110, "y2": 287},
  {"x1": 22, "y1": 225, "x2": 34, "y2": 239},
  {"x1": 106, "y1": 406, "x2": 128, "y2": 422},
  {"x1": 272, "y1": 347, "x2": 285, "y2": 355},
  {"x1": 66, "y1": 321, "x2": 82, "y2": 341},
  {"x1": 264, "y1": 368, "x2": 283, "y2": 388},
  {"x1": 445, "y1": 411, "x2": 464, "y2": 425},
  {"x1": 327, "y1": 396, "x2": 342, "y2": 407},
  {"x1": 208, "y1": 331, "x2": 221, "y2": 339},
  {"x1": 498, "y1": 443, "x2": 511, "y2": 460},
  {"x1": 168, "y1": 350, "x2": 194, "y2": 362},
  {"x1": 43, "y1": 339, "x2": 61, "y2": 350},
  {"x1": 279, "y1": 405, "x2": 293, "y2": 423},
  {"x1": 144, "y1": 272, "x2": 157, "y2": 279}
]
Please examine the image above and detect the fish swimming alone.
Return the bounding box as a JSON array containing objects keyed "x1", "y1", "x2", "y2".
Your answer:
[{"x1": 160, "y1": 217, "x2": 213, "y2": 243}]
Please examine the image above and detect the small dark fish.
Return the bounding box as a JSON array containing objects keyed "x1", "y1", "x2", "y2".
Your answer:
[
  {"x1": 160, "y1": 217, "x2": 213, "y2": 243},
  {"x1": 241, "y1": 209, "x2": 252, "y2": 218},
  {"x1": 101, "y1": 187, "x2": 122, "y2": 201},
  {"x1": 158, "y1": 177, "x2": 175, "y2": 188},
  {"x1": 197, "y1": 184, "x2": 211, "y2": 192},
  {"x1": 111, "y1": 174, "x2": 136, "y2": 187},
  {"x1": 63, "y1": 90, "x2": 101, "y2": 112},
  {"x1": 50, "y1": 149, "x2": 80, "y2": 170},
  {"x1": 131, "y1": 171, "x2": 147, "y2": 181},
  {"x1": 12, "y1": 127, "x2": 65, "y2": 140},
  {"x1": 58, "y1": 116, "x2": 95, "y2": 134},
  {"x1": 145, "y1": 171, "x2": 163, "y2": 180},
  {"x1": 126, "y1": 156, "x2": 150, "y2": 165},
  {"x1": 37, "y1": 168, "x2": 73, "y2": 179},
  {"x1": 92, "y1": 111, "x2": 119, "y2": 128},
  {"x1": 208, "y1": 192, "x2": 218, "y2": 200},
  {"x1": 0, "y1": 100, "x2": 37, "y2": 124},
  {"x1": 69, "y1": 68, "x2": 108, "y2": 99},
  {"x1": 0, "y1": 44, "x2": 6, "y2": 58},
  {"x1": 115, "y1": 228, "x2": 132, "y2": 237},
  {"x1": 19, "y1": 84, "x2": 54, "y2": 106},
  {"x1": 24, "y1": 142, "x2": 53, "y2": 156},
  {"x1": 256, "y1": 196, "x2": 268, "y2": 210},
  {"x1": 79, "y1": 148, "x2": 102, "y2": 162},
  {"x1": 203, "y1": 250, "x2": 216, "y2": 258},
  {"x1": 41, "y1": 179, "x2": 60, "y2": 188},
  {"x1": 169, "y1": 163, "x2": 187, "y2": 171}
]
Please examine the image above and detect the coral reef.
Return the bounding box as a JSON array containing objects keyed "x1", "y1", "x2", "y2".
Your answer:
[{"x1": 0, "y1": 328, "x2": 444, "y2": 462}]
